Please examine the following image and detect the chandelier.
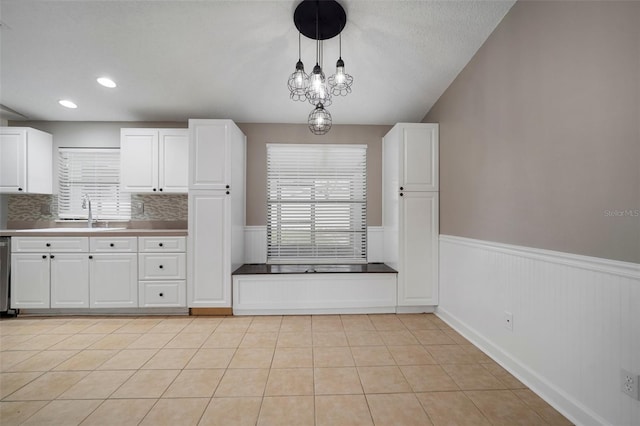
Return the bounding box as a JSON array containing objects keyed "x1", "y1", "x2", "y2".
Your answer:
[{"x1": 287, "y1": 0, "x2": 353, "y2": 135}]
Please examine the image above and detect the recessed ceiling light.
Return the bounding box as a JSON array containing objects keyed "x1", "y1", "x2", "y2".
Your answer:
[
  {"x1": 97, "y1": 77, "x2": 117, "y2": 88},
  {"x1": 58, "y1": 99, "x2": 78, "y2": 109}
]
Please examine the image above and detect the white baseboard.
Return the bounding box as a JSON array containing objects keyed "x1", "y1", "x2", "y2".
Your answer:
[{"x1": 439, "y1": 235, "x2": 640, "y2": 426}]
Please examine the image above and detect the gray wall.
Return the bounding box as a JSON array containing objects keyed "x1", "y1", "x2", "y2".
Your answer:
[
  {"x1": 238, "y1": 123, "x2": 391, "y2": 227},
  {"x1": 425, "y1": 0, "x2": 640, "y2": 263}
]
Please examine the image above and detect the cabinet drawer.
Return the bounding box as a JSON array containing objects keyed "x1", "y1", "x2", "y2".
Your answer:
[
  {"x1": 139, "y1": 281, "x2": 186, "y2": 307},
  {"x1": 138, "y1": 236, "x2": 186, "y2": 252},
  {"x1": 139, "y1": 253, "x2": 186, "y2": 279},
  {"x1": 12, "y1": 237, "x2": 89, "y2": 253},
  {"x1": 90, "y1": 236, "x2": 138, "y2": 252}
]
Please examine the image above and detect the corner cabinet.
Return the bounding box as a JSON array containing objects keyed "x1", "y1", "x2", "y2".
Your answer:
[
  {"x1": 188, "y1": 119, "x2": 246, "y2": 308},
  {"x1": 0, "y1": 127, "x2": 53, "y2": 194},
  {"x1": 120, "y1": 128, "x2": 189, "y2": 193},
  {"x1": 383, "y1": 123, "x2": 439, "y2": 310}
]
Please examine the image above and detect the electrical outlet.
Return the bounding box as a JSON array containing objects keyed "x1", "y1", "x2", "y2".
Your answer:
[
  {"x1": 621, "y1": 369, "x2": 639, "y2": 399},
  {"x1": 504, "y1": 311, "x2": 513, "y2": 331}
]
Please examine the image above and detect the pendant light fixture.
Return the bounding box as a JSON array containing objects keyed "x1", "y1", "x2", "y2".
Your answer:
[
  {"x1": 287, "y1": 32, "x2": 309, "y2": 101},
  {"x1": 328, "y1": 34, "x2": 353, "y2": 96},
  {"x1": 289, "y1": 0, "x2": 353, "y2": 135},
  {"x1": 306, "y1": 39, "x2": 332, "y2": 107},
  {"x1": 308, "y1": 102, "x2": 332, "y2": 135}
]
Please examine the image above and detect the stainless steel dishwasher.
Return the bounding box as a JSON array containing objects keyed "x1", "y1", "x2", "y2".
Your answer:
[{"x1": 0, "y1": 237, "x2": 10, "y2": 313}]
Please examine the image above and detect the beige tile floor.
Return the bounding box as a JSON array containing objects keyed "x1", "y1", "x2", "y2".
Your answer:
[{"x1": 0, "y1": 314, "x2": 573, "y2": 425}]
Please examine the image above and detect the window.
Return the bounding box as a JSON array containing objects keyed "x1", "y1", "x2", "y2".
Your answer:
[
  {"x1": 58, "y1": 148, "x2": 131, "y2": 220},
  {"x1": 267, "y1": 144, "x2": 367, "y2": 263}
]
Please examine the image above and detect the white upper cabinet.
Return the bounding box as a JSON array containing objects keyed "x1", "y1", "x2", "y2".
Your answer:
[
  {"x1": 0, "y1": 127, "x2": 53, "y2": 194},
  {"x1": 120, "y1": 128, "x2": 188, "y2": 193},
  {"x1": 384, "y1": 123, "x2": 439, "y2": 192},
  {"x1": 189, "y1": 119, "x2": 245, "y2": 191}
]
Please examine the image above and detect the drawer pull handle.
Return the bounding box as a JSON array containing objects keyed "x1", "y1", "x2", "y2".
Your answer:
[
  {"x1": 153, "y1": 188, "x2": 157, "y2": 192},
  {"x1": 159, "y1": 265, "x2": 164, "y2": 269},
  {"x1": 400, "y1": 186, "x2": 404, "y2": 190},
  {"x1": 42, "y1": 255, "x2": 47, "y2": 259},
  {"x1": 159, "y1": 188, "x2": 163, "y2": 192},
  {"x1": 159, "y1": 243, "x2": 163, "y2": 247},
  {"x1": 400, "y1": 193, "x2": 404, "y2": 197},
  {"x1": 110, "y1": 243, "x2": 114, "y2": 247},
  {"x1": 89, "y1": 255, "x2": 93, "y2": 259},
  {"x1": 159, "y1": 292, "x2": 164, "y2": 297},
  {"x1": 18, "y1": 187, "x2": 23, "y2": 191},
  {"x1": 226, "y1": 191, "x2": 230, "y2": 195},
  {"x1": 46, "y1": 243, "x2": 51, "y2": 247},
  {"x1": 50, "y1": 255, "x2": 55, "y2": 259}
]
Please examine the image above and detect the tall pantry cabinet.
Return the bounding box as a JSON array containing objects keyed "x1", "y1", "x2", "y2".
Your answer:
[
  {"x1": 187, "y1": 119, "x2": 246, "y2": 310},
  {"x1": 383, "y1": 123, "x2": 439, "y2": 311}
]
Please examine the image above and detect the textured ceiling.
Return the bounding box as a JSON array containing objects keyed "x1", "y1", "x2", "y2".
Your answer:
[{"x1": 0, "y1": 0, "x2": 515, "y2": 124}]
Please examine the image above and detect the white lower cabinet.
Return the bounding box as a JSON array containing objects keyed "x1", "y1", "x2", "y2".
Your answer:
[
  {"x1": 138, "y1": 236, "x2": 186, "y2": 307},
  {"x1": 139, "y1": 281, "x2": 185, "y2": 307},
  {"x1": 11, "y1": 253, "x2": 51, "y2": 308},
  {"x1": 11, "y1": 235, "x2": 186, "y2": 311},
  {"x1": 89, "y1": 253, "x2": 138, "y2": 308},
  {"x1": 50, "y1": 254, "x2": 90, "y2": 308},
  {"x1": 11, "y1": 237, "x2": 89, "y2": 309}
]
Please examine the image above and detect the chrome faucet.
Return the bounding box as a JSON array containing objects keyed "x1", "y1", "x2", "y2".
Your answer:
[{"x1": 82, "y1": 194, "x2": 93, "y2": 228}]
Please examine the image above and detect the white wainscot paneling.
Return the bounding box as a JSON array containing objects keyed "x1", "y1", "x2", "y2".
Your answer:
[
  {"x1": 233, "y1": 273, "x2": 397, "y2": 315},
  {"x1": 438, "y1": 235, "x2": 640, "y2": 426},
  {"x1": 243, "y1": 226, "x2": 385, "y2": 264}
]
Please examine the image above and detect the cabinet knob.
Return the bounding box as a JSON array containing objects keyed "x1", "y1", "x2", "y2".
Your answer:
[
  {"x1": 158, "y1": 243, "x2": 163, "y2": 247},
  {"x1": 225, "y1": 185, "x2": 230, "y2": 189},
  {"x1": 159, "y1": 265, "x2": 164, "y2": 269},
  {"x1": 18, "y1": 187, "x2": 23, "y2": 191},
  {"x1": 42, "y1": 255, "x2": 47, "y2": 259},
  {"x1": 89, "y1": 255, "x2": 93, "y2": 259},
  {"x1": 159, "y1": 188, "x2": 163, "y2": 192},
  {"x1": 159, "y1": 292, "x2": 164, "y2": 297},
  {"x1": 400, "y1": 187, "x2": 404, "y2": 190},
  {"x1": 152, "y1": 188, "x2": 157, "y2": 192},
  {"x1": 50, "y1": 255, "x2": 55, "y2": 259},
  {"x1": 109, "y1": 243, "x2": 115, "y2": 247},
  {"x1": 46, "y1": 243, "x2": 51, "y2": 247},
  {"x1": 226, "y1": 191, "x2": 230, "y2": 195},
  {"x1": 400, "y1": 193, "x2": 404, "y2": 197}
]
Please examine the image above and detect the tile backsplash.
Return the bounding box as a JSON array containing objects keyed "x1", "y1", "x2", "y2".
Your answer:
[{"x1": 7, "y1": 193, "x2": 187, "y2": 224}]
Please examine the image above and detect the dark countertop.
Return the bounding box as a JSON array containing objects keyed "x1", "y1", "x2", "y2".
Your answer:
[
  {"x1": 233, "y1": 263, "x2": 397, "y2": 275},
  {"x1": 0, "y1": 229, "x2": 188, "y2": 237}
]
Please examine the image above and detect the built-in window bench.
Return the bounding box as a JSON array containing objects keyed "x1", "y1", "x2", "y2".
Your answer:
[{"x1": 232, "y1": 263, "x2": 398, "y2": 315}]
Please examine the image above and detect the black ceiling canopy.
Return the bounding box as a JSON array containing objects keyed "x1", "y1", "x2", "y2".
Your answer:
[{"x1": 294, "y1": 0, "x2": 346, "y2": 41}]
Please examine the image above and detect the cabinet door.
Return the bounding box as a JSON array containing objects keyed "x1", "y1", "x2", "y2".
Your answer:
[
  {"x1": 89, "y1": 253, "x2": 138, "y2": 308},
  {"x1": 188, "y1": 191, "x2": 230, "y2": 307},
  {"x1": 11, "y1": 253, "x2": 50, "y2": 308},
  {"x1": 0, "y1": 129, "x2": 26, "y2": 193},
  {"x1": 189, "y1": 120, "x2": 229, "y2": 190},
  {"x1": 158, "y1": 129, "x2": 188, "y2": 193},
  {"x1": 400, "y1": 124, "x2": 439, "y2": 192},
  {"x1": 120, "y1": 129, "x2": 159, "y2": 192},
  {"x1": 398, "y1": 192, "x2": 439, "y2": 306},
  {"x1": 50, "y1": 254, "x2": 89, "y2": 308}
]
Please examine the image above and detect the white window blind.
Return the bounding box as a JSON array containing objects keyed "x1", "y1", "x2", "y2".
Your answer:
[
  {"x1": 58, "y1": 148, "x2": 131, "y2": 220},
  {"x1": 267, "y1": 144, "x2": 367, "y2": 264}
]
